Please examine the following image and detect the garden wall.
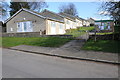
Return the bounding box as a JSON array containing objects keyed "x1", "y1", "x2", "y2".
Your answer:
[
  {"x1": 2, "y1": 32, "x2": 73, "y2": 38},
  {"x1": 76, "y1": 33, "x2": 89, "y2": 40}
]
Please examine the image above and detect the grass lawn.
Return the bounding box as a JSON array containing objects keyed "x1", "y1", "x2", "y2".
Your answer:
[
  {"x1": 79, "y1": 26, "x2": 95, "y2": 31},
  {"x1": 81, "y1": 39, "x2": 120, "y2": 53},
  {"x1": 1, "y1": 37, "x2": 73, "y2": 48},
  {"x1": 65, "y1": 26, "x2": 95, "y2": 37},
  {"x1": 65, "y1": 31, "x2": 86, "y2": 37}
]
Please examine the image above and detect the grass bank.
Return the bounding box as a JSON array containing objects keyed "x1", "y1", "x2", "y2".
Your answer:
[
  {"x1": 65, "y1": 31, "x2": 86, "y2": 37},
  {"x1": 65, "y1": 26, "x2": 95, "y2": 37},
  {"x1": 96, "y1": 32, "x2": 113, "y2": 35},
  {"x1": 79, "y1": 26, "x2": 95, "y2": 31},
  {"x1": 81, "y1": 39, "x2": 120, "y2": 53},
  {"x1": 2, "y1": 37, "x2": 73, "y2": 48}
]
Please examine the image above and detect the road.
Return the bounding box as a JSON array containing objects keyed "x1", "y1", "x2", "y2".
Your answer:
[{"x1": 2, "y1": 48, "x2": 118, "y2": 78}]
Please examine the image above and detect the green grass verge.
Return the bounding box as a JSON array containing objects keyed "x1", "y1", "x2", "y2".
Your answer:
[
  {"x1": 65, "y1": 26, "x2": 95, "y2": 37},
  {"x1": 79, "y1": 26, "x2": 95, "y2": 31},
  {"x1": 1, "y1": 37, "x2": 73, "y2": 48},
  {"x1": 96, "y1": 32, "x2": 113, "y2": 35},
  {"x1": 81, "y1": 40, "x2": 120, "y2": 53},
  {"x1": 65, "y1": 31, "x2": 86, "y2": 37}
]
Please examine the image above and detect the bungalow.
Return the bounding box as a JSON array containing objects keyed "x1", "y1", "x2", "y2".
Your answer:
[
  {"x1": 59, "y1": 13, "x2": 83, "y2": 29},
  {"x1": 82, "y1": 19, "x2": 90, "y2": 27},
  {"x1": 87, "y1": 18, "x2": 95, "y2": 26},
  {"x1": 5, "y1": 8, "x2": 65, "y2": 35},
  {"x1": 59, "y1": 13, "x2": 77, "y2": 29},
  {"x1": 76, "y1": 17, "x2": 84, "y2": 27},
  {"x1": 95, "y1": 20, "x2": 114, "y2": 32},
  {"x1": 40, "y1": 9, "x2": 66, "y2": 35},
  {"x1": 5, "y1": 8, "x2": 90, "y2": 35}
]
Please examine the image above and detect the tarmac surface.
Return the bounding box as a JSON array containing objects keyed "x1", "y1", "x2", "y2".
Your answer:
[{"x1": 2, "y1": 48, "x2": 118, "y2": 78}]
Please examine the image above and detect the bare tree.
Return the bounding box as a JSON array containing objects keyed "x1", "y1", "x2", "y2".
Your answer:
[
  {"x1": 0, "y1": 2, "x2": 9, "y2": 21},
  {"x1": 100, "y1": 1, "x2": 120, "y2": 25},
  {"x1": 29, "y1": 1, "x2": 48, "y2": 12},
  {"x1": 99, "y1": 0, "x2": 120, "y2": 40},
  {"x1": 59, "y1": 3, "x2": 78, "y2": 16}
]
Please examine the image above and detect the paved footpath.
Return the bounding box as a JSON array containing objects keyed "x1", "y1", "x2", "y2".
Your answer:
[{"x1": 9, "y1": 39, "x2": 119, "y2": 64}]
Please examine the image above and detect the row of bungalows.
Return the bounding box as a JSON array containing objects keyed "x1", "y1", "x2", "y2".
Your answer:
[
  {"x1": 95, "y1": 20, "x2": 114, "y2": 32},
  {"x1": 5, "y1": 8, "x2": 90, "y2": 35}
]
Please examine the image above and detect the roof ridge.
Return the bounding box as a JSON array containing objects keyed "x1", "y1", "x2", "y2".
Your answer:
[
  {"x1": 22, "y1": 8, "x2": 41, "y2": 15},
  {"x1": 60, "y1": 12, "x2": 76, "y2": 18},
  {"x1": 41, "y1": 9, "x2": 64, "y2": 18},
  {"x1": 5, "y1": 8, "x2": 46, "y2": 23}
]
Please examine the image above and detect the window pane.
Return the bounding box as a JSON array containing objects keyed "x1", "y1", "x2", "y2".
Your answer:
[
  {"x1": 60, "y1": 24, "x2": 62, "y2": 29},
  {"x1": 25, "y1": 21, "x2": 33, "y2": 32},
  {"x1": 17, "y1": 22, "x2": 22, "y2": 32},
  {"x1": 17, "y1": 21, "x2": 33, "y2": 32},
  {"x1": 24, "y1": 22, "x2": 27, "y2": 31},
  {"x1": 51, "y1": 22, "x2": 55, "y2": 27}
]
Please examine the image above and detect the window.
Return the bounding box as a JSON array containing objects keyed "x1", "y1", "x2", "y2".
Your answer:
[
  {"x1": 17, "y1": 21, "x2": 33, "y2": 32},
  {"x1": 51, "y1": 21, "x2": 56, "y2": 34},
  {"x1": 67, "y1": 20, "x2": 69, "y2": 24},
  {"x1": 10, "y1": 28, "x2": 13, "y2": 31},
  {"x1": 107, "y1": 22, "x2": 110, "y2": 26},
  {"x1": 51, "y1": 22, "x2": 56, "y2": 27},
  {"x1": 60, "y1": 24, "x2": 63, "y2": 29},
  {"x1": 17, "y1": 22, "x2": 22, "y2": 32},
  {"x1": 24, "y1": 22, "x2": 27, "y2": 31}
]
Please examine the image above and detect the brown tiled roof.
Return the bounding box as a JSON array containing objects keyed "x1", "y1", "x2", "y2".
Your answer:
[
  {"x1": 5, "y1": 8, "x2": 64, "y2": 23},
  {"x1": 40, "y1": 9, "x2": 64, "y2": 22}
]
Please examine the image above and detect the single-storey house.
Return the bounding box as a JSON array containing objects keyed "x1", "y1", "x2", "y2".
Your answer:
[
  {"x1": 82, "y1": 19, "x2": 90, "y2": 27},
  {"x1": 5, "y1": 8, "x2": 91, "y2": 35},
  {"x1": 95, "y1": 20, "x2": 114, "y2": 32},
  {"x1": 59, "y1": 13, "x2": 84, "y2": 28},
  {"x1": 76, "y1": 17, "x2": 84, "y2": 27},
  {"x1": 40, "y1": 9, "x2": 66, "y2": 35},
  {"x1": 5, "y1": 8, "x2": 66, "y2": 35},
  {"x1": 87, "y1": 18, "x2": 95, "y2": 26},
  {"x1": 59, "y1": 13, "x2": 77, "y2": 29}
]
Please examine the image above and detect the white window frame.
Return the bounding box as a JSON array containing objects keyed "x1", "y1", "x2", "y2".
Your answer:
[
  {"x1": 51, "y1": 22, "x2": 56, "y2": 27},
  {"x1": 17, "y1": 21, "x2": 33, "y2": 32},
  {"x1": 59, "y1": 24, "x2": 63, "y2": 29}
]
